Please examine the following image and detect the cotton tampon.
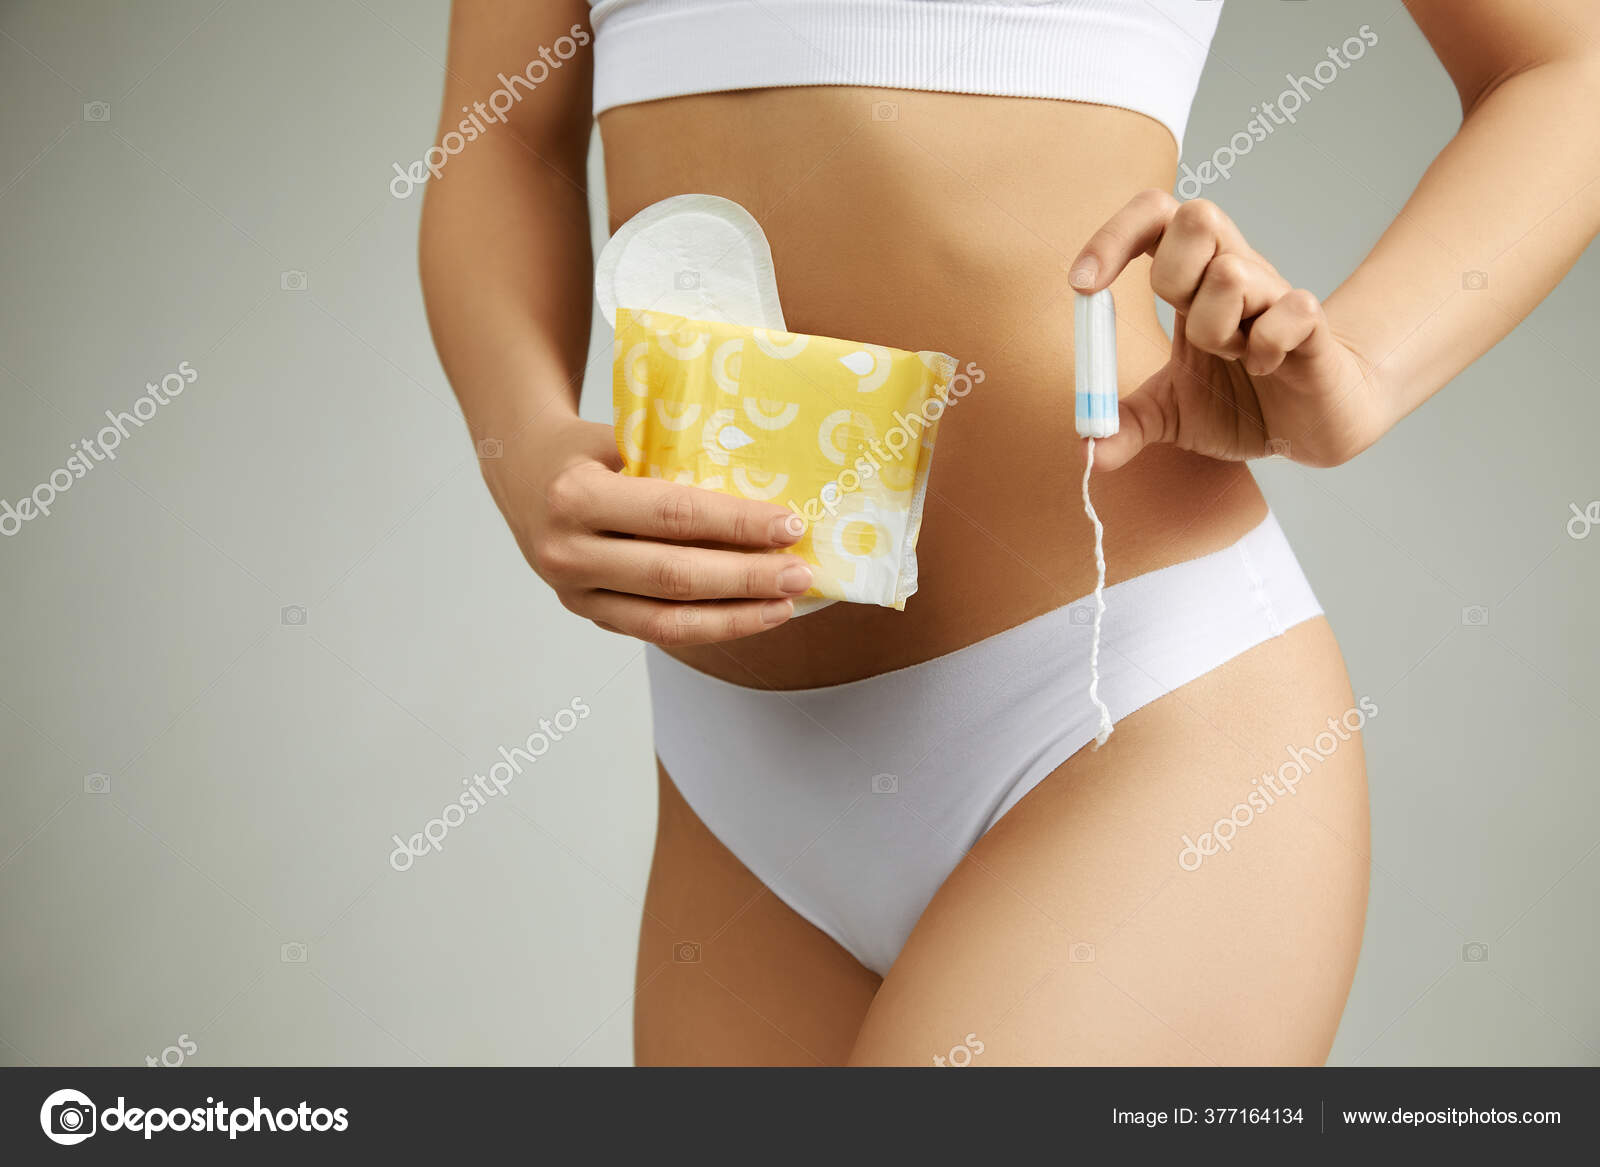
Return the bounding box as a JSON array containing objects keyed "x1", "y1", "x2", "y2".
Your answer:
[
  {"x1": 1074, "y1": 289, "x2": 1118, "y2": 747},
  {"x1": 1074, "y1": 289, "x2": 1120, "y2": 438}
]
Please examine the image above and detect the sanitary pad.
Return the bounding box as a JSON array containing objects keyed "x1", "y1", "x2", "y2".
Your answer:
[{"x1": 598, "y1": 196, "x2": 958, "y2": 611}]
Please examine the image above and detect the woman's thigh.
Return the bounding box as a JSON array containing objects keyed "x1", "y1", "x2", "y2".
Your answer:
[
  {"x1": 847, "y1": 616, "x2": 1371, "y2": 1066},
  {"x1": 634, "y1": 763, "x2": 881, "y2": 1065}
]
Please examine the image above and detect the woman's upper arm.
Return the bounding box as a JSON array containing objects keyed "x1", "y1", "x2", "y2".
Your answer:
[
  {"x1": 436, "y1": 0, "x2": 593, "y2": 173},
  {"x1": 1405, "y1": 0, "x2": 1600, "y2": 111}
]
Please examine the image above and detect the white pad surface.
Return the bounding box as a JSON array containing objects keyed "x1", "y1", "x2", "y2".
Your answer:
[{"x1": 595, "y1": 194, "x2": 786, "y2": 331}]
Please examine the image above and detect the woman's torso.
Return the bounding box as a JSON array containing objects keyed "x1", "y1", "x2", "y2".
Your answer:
[{"x1": 599, "y1": 86, "x2": 1267, "y2": 688}]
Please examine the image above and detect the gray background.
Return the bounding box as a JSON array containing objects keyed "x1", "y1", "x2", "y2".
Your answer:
[{"x1": 1, "y1": 0, "x2": 1594, "y2": 1067}]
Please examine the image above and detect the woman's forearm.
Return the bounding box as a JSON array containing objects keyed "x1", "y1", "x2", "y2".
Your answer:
[
  {"x1": 419, "y1": 0, "x2": 595, "y2": 461},
  {"x1": 1327, "y1": 52, "x2": 1600, "y2": 428},
  {"x1": 420, "y1": 128, "x2": 594, "y2": 450}
]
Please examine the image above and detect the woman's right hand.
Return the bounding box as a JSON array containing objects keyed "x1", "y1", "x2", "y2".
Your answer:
[{"x1": 485, "y1": 416, "x2": 815, "y2": 645}]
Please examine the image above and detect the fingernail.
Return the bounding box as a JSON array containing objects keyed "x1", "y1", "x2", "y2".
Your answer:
[
  {"x1": 762, "y1": 599, "x2": 793, "y2": 624},
  {"x1": 771, "y1": 513, "x2": 805, "y2": 543},
  {"x1": 1069, "y1": 258, "x2": 1098, "y2": 289},
  {"x1": 778, "y1": 565, "x2": 813, "y2": 594}
]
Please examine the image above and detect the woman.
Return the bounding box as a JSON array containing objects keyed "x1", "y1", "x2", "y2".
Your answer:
[{"x1": 420, "y1": 0, "x2": 1600, "y2": 1065}]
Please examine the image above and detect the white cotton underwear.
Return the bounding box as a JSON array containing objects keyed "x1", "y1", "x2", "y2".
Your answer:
[{"x1": 644, "y1": 511, "x2": 1321, "y2": 975}]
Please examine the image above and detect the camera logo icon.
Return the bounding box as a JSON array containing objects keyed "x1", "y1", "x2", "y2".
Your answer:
[
  {"x1": 1461, "y1": 270, "x2": 1489, "y2": 291},
  {"x1": 280, "y1": 269, "x2": 308, "y2": 292},
  {"x1": 82, "y1": 101, "x2": 111, "y2": 123},
  {"x1": 674, "y1": 269, "x2": 700, "y2": 291},
  {"x1": 1462, "y1": 941, "x2": 1489, "y2": 963},
  {"x1": 673, "y1": 941, "x2": 701, "y2": 963},
  {"x1": 476, "y1": 438, "x2": 503, "y2": 459},
  {"x1": 281, "y1": 941, "x2": 308, "y2": 963},
  {"x1": 872, "y1": 101, "x2": 899, "y2": 121},
  {"x1": 84, "y1": 772, "x2": 111, "y2": 794},
  {"x1": 281, "y1": 605, "x2": 308, "y2": 627},
  {"x1": 1265, "y1": 438, "x2": 1291, "y2": 459},
  {"x1": 1069, "y1": 604, "x2": 1094, "y2": 627},
  {"x1": 871, "y1": 772, "x2": 898, "y2": 795},
  {"x1": 40, "y1": 1088, "x2": 96, "y2": 1145},
  {"x1": 1070, "y1": 942, "x2": 1096, "y2": 963},
  {"x1": 1461, "y1": 604, "x2": 1489, "y2": 627}
]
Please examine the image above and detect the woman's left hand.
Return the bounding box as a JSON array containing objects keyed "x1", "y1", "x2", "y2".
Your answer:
[{"x1": 1070, "y1": 189, "x2": 1388, "y2": 471}]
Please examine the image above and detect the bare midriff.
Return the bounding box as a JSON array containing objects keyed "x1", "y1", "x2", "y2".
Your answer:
[{"x1": 599, "y1": 87, "x2": 1267, "y2": 689}]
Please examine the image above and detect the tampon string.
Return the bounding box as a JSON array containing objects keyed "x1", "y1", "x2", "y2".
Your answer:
[{"x1": 1074, "y1": 289, "x2": 1119, "y2": 748}]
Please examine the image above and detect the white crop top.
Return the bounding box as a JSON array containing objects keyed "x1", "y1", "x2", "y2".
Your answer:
[{"x1": 588, "y1": 0, "x2": 1222, "y2": 147}]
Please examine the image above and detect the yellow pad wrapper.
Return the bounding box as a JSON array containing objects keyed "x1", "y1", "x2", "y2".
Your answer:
[{"x1": 612, "y1": 308, "x2": 958, "y2": 609}]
